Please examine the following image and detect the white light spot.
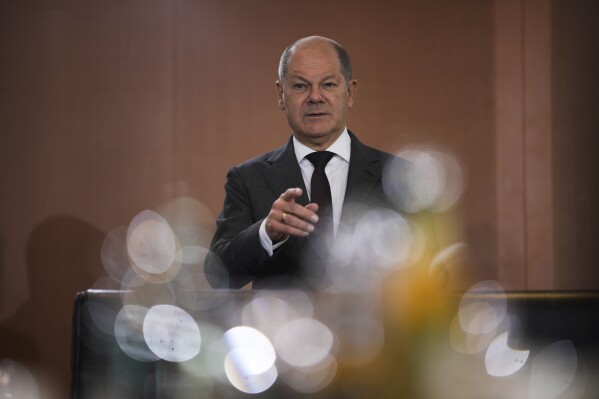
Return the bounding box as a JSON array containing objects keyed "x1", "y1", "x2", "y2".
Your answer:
[
  {"x1": 143, "y1": 304, "x2": 201, "y2": 362},
  {"x1": 223, "y1": 326, "x2": 277, "y2": 394},
  {"x1": 127, "y1": 210, "x2": 178, "y2": 274},
  {"x1": 485, "y1": 331, "x2": 529, "y2": 377}
]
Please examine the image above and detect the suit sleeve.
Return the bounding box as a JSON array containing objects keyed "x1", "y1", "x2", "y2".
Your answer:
[{"x1": 204, "y1": 165, "x2": 271, "y2": 288}]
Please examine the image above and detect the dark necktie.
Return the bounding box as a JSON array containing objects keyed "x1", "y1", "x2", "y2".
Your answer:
[{"x1": 306, "y1": 151, "x2": 335, "y2": 238}]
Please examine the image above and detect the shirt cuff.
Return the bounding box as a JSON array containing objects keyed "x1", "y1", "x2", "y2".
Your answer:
[{"x1": 259, "y1": 219, "x2": 288, "y2": 256}]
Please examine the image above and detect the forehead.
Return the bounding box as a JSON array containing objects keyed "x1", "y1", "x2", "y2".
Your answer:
[{"x1": 286, "y1": 43, "x2": 342, "y2": 79}]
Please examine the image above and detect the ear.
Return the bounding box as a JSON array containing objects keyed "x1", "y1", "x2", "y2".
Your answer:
[
  {"x1": 347, "y1": 79, "x2": 358, "y2": 109},
  {"x1": 276, "y1": 80, "x2": 285, "y2": 110}
]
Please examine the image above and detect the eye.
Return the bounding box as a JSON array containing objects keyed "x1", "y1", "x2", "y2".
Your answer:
[
  {"x1": 292, "y1": 83, "x2": 308, "y2": 90},
  {"x1": 323, "y1": 82, "x2": 338, "y2": 89}
]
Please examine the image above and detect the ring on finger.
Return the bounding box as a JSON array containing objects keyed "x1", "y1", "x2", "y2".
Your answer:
[{"x1": 282, "y1": 212, "x2": 287, "y2": 223}]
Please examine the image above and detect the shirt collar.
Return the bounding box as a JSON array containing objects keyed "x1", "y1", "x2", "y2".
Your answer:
[{"x1": 293, "y1": 128, "x2": 351, "y2": 164}]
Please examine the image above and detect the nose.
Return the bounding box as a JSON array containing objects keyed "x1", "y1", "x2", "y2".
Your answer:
[{"x1": 308, "y1": 86, "x2": 324, "y2": 103}]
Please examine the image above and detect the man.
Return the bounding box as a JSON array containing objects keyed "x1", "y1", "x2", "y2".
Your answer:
[{"x1": 205, "y1": 36, "x2": 403, "y2": 289}]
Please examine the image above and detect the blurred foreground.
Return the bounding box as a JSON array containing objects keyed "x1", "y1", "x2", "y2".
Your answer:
[{"x1": 3, "y1": 146, "x2": 598, "y2": 398}]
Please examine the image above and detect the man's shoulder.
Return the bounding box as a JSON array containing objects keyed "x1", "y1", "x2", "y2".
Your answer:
[
  {"x1": 348, "y1": 131, "x2": 399, "y2": 164},
  {"x1": 229, "y1": 138, "x2": 292, "y2": 175}
]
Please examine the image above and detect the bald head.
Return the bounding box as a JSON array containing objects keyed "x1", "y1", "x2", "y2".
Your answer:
[{"x1": 278, "y1": 36, "x2": 352, "y2": 83}]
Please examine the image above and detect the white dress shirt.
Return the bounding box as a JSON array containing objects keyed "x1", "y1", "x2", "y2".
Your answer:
[{"x1": 259, "y1": 129, "x2": 351, "y2": 256}]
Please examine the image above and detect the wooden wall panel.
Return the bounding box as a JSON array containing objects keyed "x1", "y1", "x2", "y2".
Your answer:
[
  {"x1": 524, "y1": 0, "x2": 554, "y2": 289},
  {"x1": 495, "y1": 0, "x2": 527, "y2": 289},
  {"x1": 552, "y1": 0, "x2": 599, "y2": 289},
  {"x1": 0, "y1": 1, "x2": 179, "y2": 395}
]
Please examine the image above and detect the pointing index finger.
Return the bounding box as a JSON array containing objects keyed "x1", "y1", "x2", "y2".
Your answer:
[{"x1": 280, "y1": 187, "x2": 303, "y2": 202}]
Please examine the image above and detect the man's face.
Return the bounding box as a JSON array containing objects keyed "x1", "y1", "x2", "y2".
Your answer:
[{"x1": 276, "y1": 42, "x2": 357, "y2": 149}]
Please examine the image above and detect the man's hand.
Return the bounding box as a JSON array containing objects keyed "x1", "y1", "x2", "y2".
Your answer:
[{"x1": 265, "y1": 188, "x2": 319, "y2": 242}]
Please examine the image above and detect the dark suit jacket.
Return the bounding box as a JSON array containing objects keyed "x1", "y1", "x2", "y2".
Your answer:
[{"x1": 205, "y1": 131, "x2": 405, "y2": 289}]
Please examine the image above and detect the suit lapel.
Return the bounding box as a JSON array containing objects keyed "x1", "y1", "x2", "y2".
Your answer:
[
  {"x1": 340, "y1": 132, "x2": 384, "y2": 226},
  {"x1": 262, "y1": 136, "x2": 310, "y2": 206}
]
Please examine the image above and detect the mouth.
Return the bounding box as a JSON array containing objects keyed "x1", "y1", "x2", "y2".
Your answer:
[{"x1": 304, "y1": 112, "x2": 328, "y2": 118}]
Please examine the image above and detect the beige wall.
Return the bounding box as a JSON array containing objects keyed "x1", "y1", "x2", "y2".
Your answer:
[{"x1": 0, "y1": 0, "x2": 597, "y2": 396}]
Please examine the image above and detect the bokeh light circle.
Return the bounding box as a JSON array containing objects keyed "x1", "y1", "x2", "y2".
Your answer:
[
  {"x1": 0, "y1": 359, "x2": 39, "y2": 399},
  {"x1": 530, "y1": 340, "x2": 578, "y2": 399},
  {"x1": 280, "y1": 353, "x2": 338, "y2": 393},
  {"x1": 484, "y1": 331, "x2": 529, "y2": 377},
  {"x1": 241, "y1": 291, "x2": 313, "y2": 341},
  {"x1": 100, "y1": 226, "x2": 130, "y2": 283},
  {"x1": 143, "y1": 304, "x2": 201, "y2": 362},
  {"x1": 459, "y1": 280, "x2": 507, "y2": 334},
  {"x1": 115, "y1": 305, "x2": 160, "y2": 362},
  {"x1": 275, "y1": 318, "x2": 334, "y2": 368},
  {"x1": 352, "y1": 208, "x2": 413, "y2": 270},
  {"x1": 127, "y1": 210, "x2": 178, "y2": 275},
  {"x1": 223, "y1": 326, "x2": 278, "y2": 394},
  {"x1": 383, "y1": 146, "x2": 465, "y2": 213}
]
